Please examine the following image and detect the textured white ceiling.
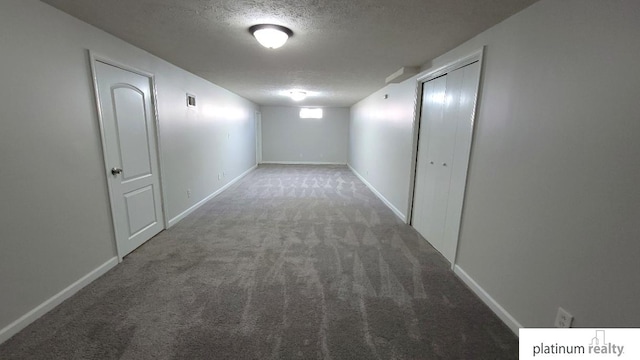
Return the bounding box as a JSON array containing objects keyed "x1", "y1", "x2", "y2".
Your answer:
[{"x1": 40, "y1": 0, "x2": 539, "y2": 107}]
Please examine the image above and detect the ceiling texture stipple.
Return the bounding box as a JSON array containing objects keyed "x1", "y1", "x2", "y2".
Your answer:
[{"x1": 40, "y1": 0, "x2": 540, "y2": 107}]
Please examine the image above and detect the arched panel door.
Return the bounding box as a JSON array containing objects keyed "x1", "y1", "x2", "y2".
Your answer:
[{"x1": 94, "y1": 60, "x2": 164, "y2": 259}]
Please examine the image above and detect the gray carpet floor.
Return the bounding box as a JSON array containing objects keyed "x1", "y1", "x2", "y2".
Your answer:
[{"x1": 0, "y1": 165, "x2": 517, "y2": 359}]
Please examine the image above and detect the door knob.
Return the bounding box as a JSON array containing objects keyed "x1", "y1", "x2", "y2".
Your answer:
[
  {"x1": 111, "y1": 167, "x2": 123, "y2": 175},
  {"x1": 430, "y1": 161, "x2": 434, "y2": 165}
]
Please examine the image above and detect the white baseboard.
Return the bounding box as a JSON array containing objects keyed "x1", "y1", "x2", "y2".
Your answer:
[
  {"x1": 0, "y1": 257, "x2": 118, "y2": 345},
  {"x1": 168, "y1": 165, "x2": 257, "y2": 227},
  {"x1": 347, "y1": 164, "x2": 406, "y2": 222},
  {"x1": 453, "y1": 265, "x2": 522, "y2": 335},
  {"x1": 260, "y1": 161, "x2": 346, "y2": 165}
]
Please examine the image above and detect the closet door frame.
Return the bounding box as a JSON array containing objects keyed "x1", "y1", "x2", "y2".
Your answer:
[{"x1": 406, "y1": 47, "x2": 485, "y2": 269}]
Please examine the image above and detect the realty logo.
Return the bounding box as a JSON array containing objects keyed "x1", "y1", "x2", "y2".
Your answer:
[
  {"x1": 590, "y1": 330, "x2": 625, "y2": 357},
  {"x1": 531, "y1": 329, "x2": 628, "y2": 357}
]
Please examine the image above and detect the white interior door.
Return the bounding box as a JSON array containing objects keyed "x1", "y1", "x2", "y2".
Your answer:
[
  {"x1": 255, "y1": 111, "x2": 262, "y2": 164},
  {"x1": 412, "y1": 76, "x2": 446, "y2": 245},
  {"x1": 411, "y1": 61, "x2": 481, "y2": 264},
  {"x1": 93, "y1": 60, "x2": 164, "y2": 260}
]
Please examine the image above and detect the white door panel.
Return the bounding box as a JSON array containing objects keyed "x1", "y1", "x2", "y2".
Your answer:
[
  {"x1": 442, "y1": 62, "x2": 481, "y2": 261},
  {"x1": 416, "y1": 76, "x2": 447, "y2": 246},
  {"x1": 94, "y1": 60, "x2": 164, "y2": 259},
  {"x1": 412, "y1": 79, "x2": 440, "y2": 239},
  {"x1": 112, "y1": 86, "x2": 152, "y2": 180},
  {"x1": 429, "y1": 68, "x2": 464, "y2": 254},
  {"x1": 124, "y1": 185, "x2": 157, "y2": 236}
]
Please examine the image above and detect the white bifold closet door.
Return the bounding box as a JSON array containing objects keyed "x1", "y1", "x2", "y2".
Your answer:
[{"x1": 412, "y1": 61, "x2": 481, "y2": 265}]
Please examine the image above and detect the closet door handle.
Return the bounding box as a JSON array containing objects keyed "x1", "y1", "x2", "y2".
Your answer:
[
  {"x1": 429, "y1": 161, "x2": 434, "y2": 165},
  {"x1": 442, "y1": 163, "x2": 447, "y2": 167}
]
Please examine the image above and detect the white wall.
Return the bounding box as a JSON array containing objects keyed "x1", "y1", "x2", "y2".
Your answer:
[
  {"x1": 349, "y1": 0, "x2": 640, "y2": 329},
  {"x1": 0, "y1": 0, "x2": 257, "y2": 342},
  {"x1": 349, "y1": 80, "x2": 418, "y2": 220},
  {"x1": 261, "y1": 106, "x2": 349, "y2": 164},
  {"x1": 161, "y1": 74, "x2": 257, "y2": 225}
]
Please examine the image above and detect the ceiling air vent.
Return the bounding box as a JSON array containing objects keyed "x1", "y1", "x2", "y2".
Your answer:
[{"x1": 385, "y1": 66, "x2": 420, "y2": 84}]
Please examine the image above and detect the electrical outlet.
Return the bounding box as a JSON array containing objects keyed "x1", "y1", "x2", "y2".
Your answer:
[
  {"x1": 554, "y1": 307, "x2": 573, "y2": 328},
  {"x1": 187, "y1": 189, "x2": 191, "y2": 198}
]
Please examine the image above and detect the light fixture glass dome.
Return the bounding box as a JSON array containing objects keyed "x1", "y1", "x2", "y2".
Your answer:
[
  {"x1": 249, "y1": 24, "x2": 293, "y2": 49},
  {"x1": 289, "y1": 91, "x2": 307, "y2": 101}
]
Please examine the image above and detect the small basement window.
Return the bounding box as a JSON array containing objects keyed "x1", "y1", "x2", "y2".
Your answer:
[{"x1": 299, "y1": 108, "x2": 323, "y2": 119}]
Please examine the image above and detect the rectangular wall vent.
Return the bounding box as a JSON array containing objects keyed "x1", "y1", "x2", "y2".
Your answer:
[{"x1": 186, "y1": 94, "x2": 196, "y2": 107}]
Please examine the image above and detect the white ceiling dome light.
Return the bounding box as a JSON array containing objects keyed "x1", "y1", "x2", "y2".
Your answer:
[
  {"x1": 249, "y1": 24, "x2": 293, "y2": 49},
  {"x1": 289, "y1": 91, "x2": 307, "y2": 101}
]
